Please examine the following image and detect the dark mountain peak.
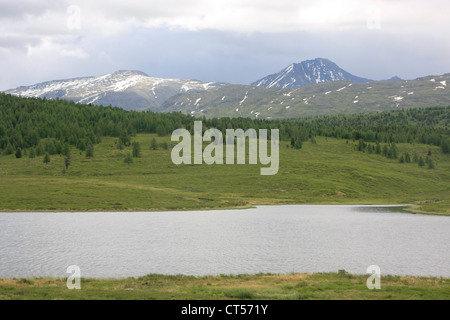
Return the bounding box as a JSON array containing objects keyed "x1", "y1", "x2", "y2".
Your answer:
[
  {"x1": 252, "y1": 58, "x2": 372, "y2": 89},
  {"x1": 385, "y1": 76, "x2": 404, "y2": 82}
]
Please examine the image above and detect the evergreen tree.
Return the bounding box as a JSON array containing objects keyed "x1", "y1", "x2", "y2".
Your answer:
[
  {"x1": 63, "y1": 144, "x2": 71, "y2": 157},
  {"x1": 293, "y1": 138, "x2": 302, "y2": 149},
  {"x1": 29, "y1": 148, "x2": 36, "y2": 159},
  {"x1": 427, "y1": 159, "x2": 435, "y2": 169},
  {"x1": 117, "y1": 139, "x2": 124, "y2": 150},
  {"x1": 36, "y1": 144, "x2": 44, "y2": 156},
  {"x1": 151, "y1": 138, "x2": 158, "y2": 150},
  {"x1": 56, "y1": 142, "x2": 63, "y2": 155},
  {"x1": 132, "y1": 142, "x2": 141, "y2": 157},
  {"x1": 441, "y1": 139, "x2": 450, "y2": 154},
  {"x1": 156, "y1": 124, "x2": 166, "y2": 137},
  {"x1": 375, "y1": 143, "x2": 381, "y2": 154},
  {"x1": 388, "y1": 144, "x2": 398, "y2": 159},
  {"x1": 119, "y1": 133, "x2": 131, "y2": 147},
  {"x1": 43, "y1": 153, "x2": 50, "y2": 164},
  {"x1": 46, "y1": 140, "x2": 57, "y2": 155},
  {"x1": 162, "y1": 141, "x2": 168, "y2": 150},
  {"x1": 418, "y1": 156, "x2": 425, "y2": 167},
  {"x1": 15, "y1": 148, "x2": 22, "y2": 159},
  {"x1": 399, "y1": 155, "x2": 405, "y2": 163},
  {"x1": 65, "y1": 154, "x2": 71, "y2": 170},
  {"x1": 5, "y1": 143, "x2": 14, "y2": 155},
  {"x1": 124, "y1": 153, "x2": 133, "y2": 164},
  {"x1": 86, "y1": 145, "x2": 94, "y2": 158},
  {"x1": 357, "y1": 139, "x2": 366, "y2": 151},
  {"x1": 405, "y1": 152, "x2": 411, "y2": 163}
]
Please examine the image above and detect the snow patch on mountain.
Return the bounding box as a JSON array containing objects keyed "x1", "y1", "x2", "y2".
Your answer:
[
  {"x1": 5, "y1": 70, "x2": 227, "y2": 111},
  {"x1": 251, "y1": 58, "x2": 371, "y2": 89}
]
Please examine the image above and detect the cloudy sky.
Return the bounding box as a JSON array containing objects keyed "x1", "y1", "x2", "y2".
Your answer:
[{"x1": 1, "y1": 0, "x2": 449, "y2": 90}]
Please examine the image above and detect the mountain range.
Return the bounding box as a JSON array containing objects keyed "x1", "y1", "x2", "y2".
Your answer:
[
  {"x1": 5, "y1": 70, "x2": 227, "y2": 111},
  {"x1": 4, "y1": 58, "x2": 450, "y2": 119}
]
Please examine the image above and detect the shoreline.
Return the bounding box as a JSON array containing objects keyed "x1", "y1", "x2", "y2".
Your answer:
[
  {"x1": 0, "y1": 202, "x2": 448, "y2": 216},
  {"x1": 1, "y1": 272, "x2": 448, "y2": 300}
]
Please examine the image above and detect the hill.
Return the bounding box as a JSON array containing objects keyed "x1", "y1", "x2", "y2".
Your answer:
[
  {"x1": 0, "y1": 94, "x2": 449, "y2": 214},
  {"x1": 162, "y1": 74, "x2": 450, "y2": 119}
]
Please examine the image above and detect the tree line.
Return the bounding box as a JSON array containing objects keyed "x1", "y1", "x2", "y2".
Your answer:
[{"x1": 1, "y1": 93, "x2": 449, "y2": 156}]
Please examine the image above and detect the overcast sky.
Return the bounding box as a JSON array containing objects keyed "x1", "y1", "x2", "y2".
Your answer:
[{"x1": 1, "y1": 0, "x2": 449, "y2": 90}]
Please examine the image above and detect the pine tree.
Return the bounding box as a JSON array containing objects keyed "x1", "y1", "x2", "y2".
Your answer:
[
  {"x1": 86, "y1": 145, "x2": 94, "y2": 158},
  {"x1": 427, "y1": 159, "x2": 435, "y2": 169},
  {"x1": 43, "y1": 153, "x2": 50, "y2": 164},
  {"x1": 65, "y1": 154, "x2": 71, "y2": 169},
  {"x1": 388, "y1": 144, "x2": 398, "y2": 159},
  {"x1": 405, "y1": 152, "x2": 411, "y2": 163},
  {"x1": 117, "y1": 139, "x2": 124, "y2": 150},
  {"x1": 15, "y1": 148, "x2": 22, "y2": 159},
  {"x1": 132, "y1": 142, "x2": 141, "y2": 157},
  {"x1": 119, "y1": 133, "x2": 130, "y2": 147},
  {"x1": 418, "y1": 156, "x2": 425, "y2": 167},
  {"x1": 151, "y1": 138, "x2": 158, "y2": 150},
  {"x1": 357, "y1": 139, "x2": 366, "y2": 151},
  {"x1": 36, "y1": 144, "x2": 44, "y2": 156},
  {"x1": 375, "y1": 143, "x2": 381, "y2": 154},
  {"x1": 29, "y1": 148, "x2": 36, "y2": 159},
  {"x1": 5, "y1": 143, "x2": 14, "y2": 155},
  {"x1": 124, "y1": 153, "x2": 133, "y2": 164},
  {"x1": 63, "y1": 144, "x2": 71, "y2": 157}
]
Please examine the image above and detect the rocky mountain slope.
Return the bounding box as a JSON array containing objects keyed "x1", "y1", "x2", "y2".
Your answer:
[
  {"x1": 5, "y1": 70, "x2": 227, "y2": 111},
  {"x1": 251, "y1": 58, "x2": 372, "y2": 89}
]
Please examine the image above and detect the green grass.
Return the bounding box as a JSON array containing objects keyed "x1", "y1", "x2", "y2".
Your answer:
[
  {"x1": 0, "y1": 273, "x2": 448, "y2": 300},
  {"x1": 0, "y1": 135, "x2": 449, "y2": 214}
]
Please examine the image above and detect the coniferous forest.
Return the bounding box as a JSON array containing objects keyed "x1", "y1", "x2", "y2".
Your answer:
[{"x1": 1, "y1": 93, "x2": 449, "y2": 156}]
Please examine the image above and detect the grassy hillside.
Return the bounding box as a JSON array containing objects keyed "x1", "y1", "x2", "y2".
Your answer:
[
  {"x1": 1, "y1": 135, "x2": 449, "y2": 214},
  {"x1": 1, "y1": 273, "x2": 448, "y2": 300},
  {"x1": 162, "y1": 74, "x2": 450, "y2": 119}
]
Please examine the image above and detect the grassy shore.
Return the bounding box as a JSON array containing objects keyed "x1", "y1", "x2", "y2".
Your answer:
[
  {"x1": 1, "y1": 273, "x2": 448, "y2": 300},
  {"x1": 0, "y1": 135, "x2": 449, "y2": 214}
]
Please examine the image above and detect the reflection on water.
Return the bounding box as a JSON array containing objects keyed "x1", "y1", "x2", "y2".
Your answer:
[{"x1": 0, "y1": 205, "x2": 448, "y2": 278}]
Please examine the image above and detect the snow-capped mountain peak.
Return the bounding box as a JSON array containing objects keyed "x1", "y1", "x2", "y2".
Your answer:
[
  {"x1": 252, "y1": 58, "x2": 372, "y2": 89},
  {"x1": 5, "y1": 71, "x2": 227, "y2": 111}
]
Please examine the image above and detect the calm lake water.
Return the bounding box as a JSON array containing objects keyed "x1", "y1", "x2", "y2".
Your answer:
[{"x1": 0, "y1": 205, "x2": 449, "y2": 278}]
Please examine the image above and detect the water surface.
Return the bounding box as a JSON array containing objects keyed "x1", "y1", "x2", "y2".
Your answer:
[{"x1": 0, "y1": 205, "x2": 448, "y2": 278}]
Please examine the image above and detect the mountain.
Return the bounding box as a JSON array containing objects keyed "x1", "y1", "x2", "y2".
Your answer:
[
  {"x1": 4, "y1": 64, "x2": 450, "y2": 120},
  {"x1": 386, "y1": 76, "x2": 404, "y2": 82},
  {"x1": 4, "y1": 70, "x2": 227, "y2": 111},
  {"x1": 162, "y1": 73, "x2": 450, "y2": 119},
  {"x1": 251, "y1": 58, "x2": 372, "y2": 89}
]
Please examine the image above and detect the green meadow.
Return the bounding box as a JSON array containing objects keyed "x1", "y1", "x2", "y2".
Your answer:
[
  {"x1": 0, "y1": 135, "x2": 449, "y2": 214},
  {"x1": 0, "y1": 273, "x2": 448, "y2": 300}
]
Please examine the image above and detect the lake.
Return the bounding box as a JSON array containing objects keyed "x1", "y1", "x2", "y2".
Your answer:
[{"x1": 0, "y1": 205, "x2": 449, "y2": 278}]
